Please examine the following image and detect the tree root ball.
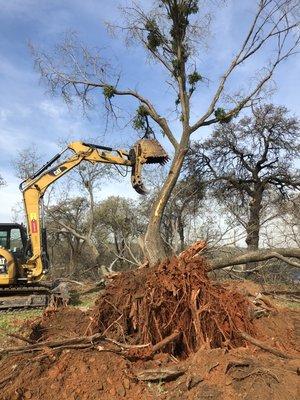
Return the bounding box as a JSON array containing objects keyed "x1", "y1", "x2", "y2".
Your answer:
[{"x1": 92, "y1": 241, "x2": 255, "y2": 358}]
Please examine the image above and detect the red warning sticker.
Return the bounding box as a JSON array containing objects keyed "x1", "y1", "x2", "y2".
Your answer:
[
  {"x1": 31, "y1": 219, "x2": 38, "y2": 234},
  {"x1": 30, "y1": 213, "x2": 38, "y2": 234}
]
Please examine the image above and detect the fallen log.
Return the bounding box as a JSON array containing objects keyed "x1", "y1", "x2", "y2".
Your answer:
[
  {"x1": 261, "y1": 290, "x2": 300, "y2": 296},
  {"x1": 209, "y1": 248, "x2": 300, "y2": 270}
]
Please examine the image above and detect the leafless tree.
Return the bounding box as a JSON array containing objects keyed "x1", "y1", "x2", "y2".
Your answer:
[
  {"x1": 31, "y1": 0, "x2": 300, "y2": 264},
  {"x1": 94, "y1": 196, "x2": 145, "y2": 268},
  {"x1": 263, "y1": 194, "x2": 300, "y2": 247},
  {"x1": 12, "y1": 144, "x2": 44, "y2": 180},
  {"x1": 47, "y1": 197, "x2": 87, "y2": 276},
  {"x1": 46, "y1": 162, "x2": 115, "y2": 265}
]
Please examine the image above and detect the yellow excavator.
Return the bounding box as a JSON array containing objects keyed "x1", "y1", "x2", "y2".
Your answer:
[{"x1": 0, "y1": 139, "x2": 168, "y2": 310}]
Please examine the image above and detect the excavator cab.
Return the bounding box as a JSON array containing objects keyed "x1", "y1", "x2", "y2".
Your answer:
[{"x1": 0, "y1": 223, "x2": 28, "y2": 284}]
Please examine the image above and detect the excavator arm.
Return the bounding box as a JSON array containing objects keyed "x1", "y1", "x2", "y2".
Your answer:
[{"x1": 20, "y1": 140, "x2": 168, "y2": 282}]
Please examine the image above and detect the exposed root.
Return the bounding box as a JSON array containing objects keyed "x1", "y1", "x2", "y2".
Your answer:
[
  {"x1": 91, "y1": 241, "x2": 255, "y2": 357},
  {"x1": 239, "y1": 331, "x2": 299, "y2": 359}
]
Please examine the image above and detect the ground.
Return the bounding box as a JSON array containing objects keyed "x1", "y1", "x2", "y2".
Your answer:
[{"x1": 0, "y1": 272, "x2": 299, "y2": 400}]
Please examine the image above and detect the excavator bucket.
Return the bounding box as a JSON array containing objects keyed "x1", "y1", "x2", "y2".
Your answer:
[{"x1": 129, "y1": 138, "x2": 169, "y2": 195}]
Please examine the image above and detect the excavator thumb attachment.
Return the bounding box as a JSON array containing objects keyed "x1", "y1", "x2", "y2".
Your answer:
[{"x1": 129, "y1": 139, "x2": 169, "y2": 195}]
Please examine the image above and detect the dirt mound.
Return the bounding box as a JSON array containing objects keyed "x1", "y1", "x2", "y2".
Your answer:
[
  {"x1": 0, "y1": 241, "x2": 299, "y2": 399},
  {"x1": 91, "y1": 241, "x2": 255, "y2": 357},
  {"x1": 0, "y1": 311, "x2": 298, "y2": 400},
  {"x1": 0, "y1": 349, "x2": 154, "y2": 400},
  {"x1": 28, "y1": 308, "x2": 90, "y2": 342},
  {"x1": 163, "y1": 345, "x2": 300, "y2": 400}
]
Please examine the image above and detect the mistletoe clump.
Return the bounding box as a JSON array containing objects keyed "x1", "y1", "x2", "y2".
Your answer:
[
  {"x1": 145, "y1": 19, "x2": 164, "y2": 52},
  {"x1": 214, "y1": 107, "x2": 232, "y2": 124},
  {"x1": 103, "y1": 85, "x2": 115, "y2": 99},
  {"x1": 188, "y1": 70, "x2": 203, "y2": 95},
  {"x1": 132, "y1": 105, "x2": 152, "y2": 133}
]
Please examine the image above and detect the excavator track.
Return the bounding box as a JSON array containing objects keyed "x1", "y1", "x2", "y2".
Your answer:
[{"x1": 0, "y1": 285, "x2": 51, "y2": 311}]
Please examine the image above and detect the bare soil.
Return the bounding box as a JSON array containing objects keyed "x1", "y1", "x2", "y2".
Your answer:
[{"x1": 0, "y1": 241, "x2": 299, "y2": 400}]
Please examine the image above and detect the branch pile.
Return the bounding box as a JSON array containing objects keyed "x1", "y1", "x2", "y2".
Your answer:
[{"x1": 91, "y1": 241, "x2": 255, "y2": 357}]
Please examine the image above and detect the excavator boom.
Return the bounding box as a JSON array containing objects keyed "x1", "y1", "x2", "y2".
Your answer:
[
  {"x1": 0, "y1": 138, "x2": 168, "y2": 310},
  {"x1": 0, "y1": 139, "x2": 168, "y2": 291}
]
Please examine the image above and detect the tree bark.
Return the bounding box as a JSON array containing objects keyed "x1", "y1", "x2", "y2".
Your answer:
[
  {"x1": 245, "y1": 190, "x2": 262, "y2": 251},
  {"x1": 86, "y1": 239, "x2": 100, "y2": 265},
  {"x1": 177, "y1": 213, "x2": 185, "y2": 252},
  {"x1": 209, "y1": 248, "x2": 300, "y2": 271},
  {"x1": 144, "y1": 147, "x2": 188, "y2": 265}
]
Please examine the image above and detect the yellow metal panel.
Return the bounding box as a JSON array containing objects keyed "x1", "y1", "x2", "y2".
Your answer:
[{"x1": 0, "y1": 248, "x2": 16, "y2": 285}]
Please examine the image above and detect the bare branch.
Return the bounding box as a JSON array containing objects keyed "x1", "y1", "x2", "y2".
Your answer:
[{"x1": 190, "y1": 0, "x2": 300, "y2": 132}]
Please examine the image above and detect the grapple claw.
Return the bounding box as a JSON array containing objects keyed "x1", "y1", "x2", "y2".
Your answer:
[
  {"x1": 129, "y1": 138, "x2": 169, "y2": 195},
  {"x1": 133, "y1": 183, "x2": 149, "y2": 195}
]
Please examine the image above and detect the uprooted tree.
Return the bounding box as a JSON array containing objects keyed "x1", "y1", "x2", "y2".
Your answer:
[
  {"x1": 31, "y1": 0, "x2": 300, "y2": 265},
  {"x1": 187, "y1": 104, "x2": 300, "y2": 252}
]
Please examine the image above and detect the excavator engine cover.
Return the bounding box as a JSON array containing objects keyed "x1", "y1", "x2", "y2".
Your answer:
[{"x1": 129, "y1": 138, "x2": 169, "y2": 194}]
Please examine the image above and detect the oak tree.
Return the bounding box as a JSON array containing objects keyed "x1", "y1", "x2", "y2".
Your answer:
[
  {"x1": 31, "y1": 0, "x2": 300, "y2": 264},
  {"x1": 187, "y1": 104, "x2": 300, "y2": 251}
]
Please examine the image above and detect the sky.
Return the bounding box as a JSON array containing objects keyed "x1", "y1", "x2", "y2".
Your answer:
[{"x1": 0, "y1": 0, "x2": 299, "y2": 222}]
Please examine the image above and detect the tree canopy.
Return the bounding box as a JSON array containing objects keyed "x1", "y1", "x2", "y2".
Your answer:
[
  {"x1": 31, "y1": 0, "x2": 300, "y2": 264},
  {"x1": 187, "y1": 104, "x2": 300, "y2": 250}
]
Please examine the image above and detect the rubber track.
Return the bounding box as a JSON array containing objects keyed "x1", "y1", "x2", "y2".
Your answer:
[{"x1": 0, "y1": 285, "x2": 51, "y2": 312}]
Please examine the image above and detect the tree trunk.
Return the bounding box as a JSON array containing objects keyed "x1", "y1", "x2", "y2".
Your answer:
[
  {"x1": 209, "y1": 248, "x2": 300, "y2": 271},
  {"x1": 245, "y1": 191, "x2": 263, "y2": 251},
  {"x1": 86, "y1": 239, "x2": 100, "y2": 265},
  {"x1": 68, "y1": 245, "x2": 75, "y2": 276},
  {"x1": 177, "y1": 214, "x2": 185, "y2": 252},
  {"x1": 144, "y1": 147, "x2": 188, "y2": 265}
]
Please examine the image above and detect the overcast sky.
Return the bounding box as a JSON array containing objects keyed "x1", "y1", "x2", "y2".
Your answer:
[{"x1": 0, "y1": 0, "x2": 299, "y2": 222}]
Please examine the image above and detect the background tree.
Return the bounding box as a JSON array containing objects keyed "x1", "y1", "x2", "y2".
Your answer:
[
  {"x1": 12, "y1": 145, "x2": 43, "y2": 180},
  {"x1": 46, "y1": 197, "x2": 89, "y2": 277},
  {"x1": 0, "y1": 175, "x2": 5, "y2": 188},
  {"x1": 187, "y1": 104, "x2": 300, "y2": 252},
  {"x1": 46, "y1": 162, "x2": 115, "y2": 265},
  {"x1": 31, "y1": 0, "x2": 300, "y2": 264},
  {"x1": 94, "y1": 196, "x2": 145, "y2": 268},
  {"x1": 264, "y1": 194, "x2": 300, "y2": 248}
]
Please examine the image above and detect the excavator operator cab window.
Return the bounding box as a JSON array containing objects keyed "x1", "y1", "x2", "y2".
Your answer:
[
  {"x1": 0, "y1": 226, "x2": 25, "y2": 256},
  {"x1": 0, "y1": 231, "x2": 8, "y2": 249},
  {"x1": 10, "y1": 228, "x2": 23, "y2": 254}
]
